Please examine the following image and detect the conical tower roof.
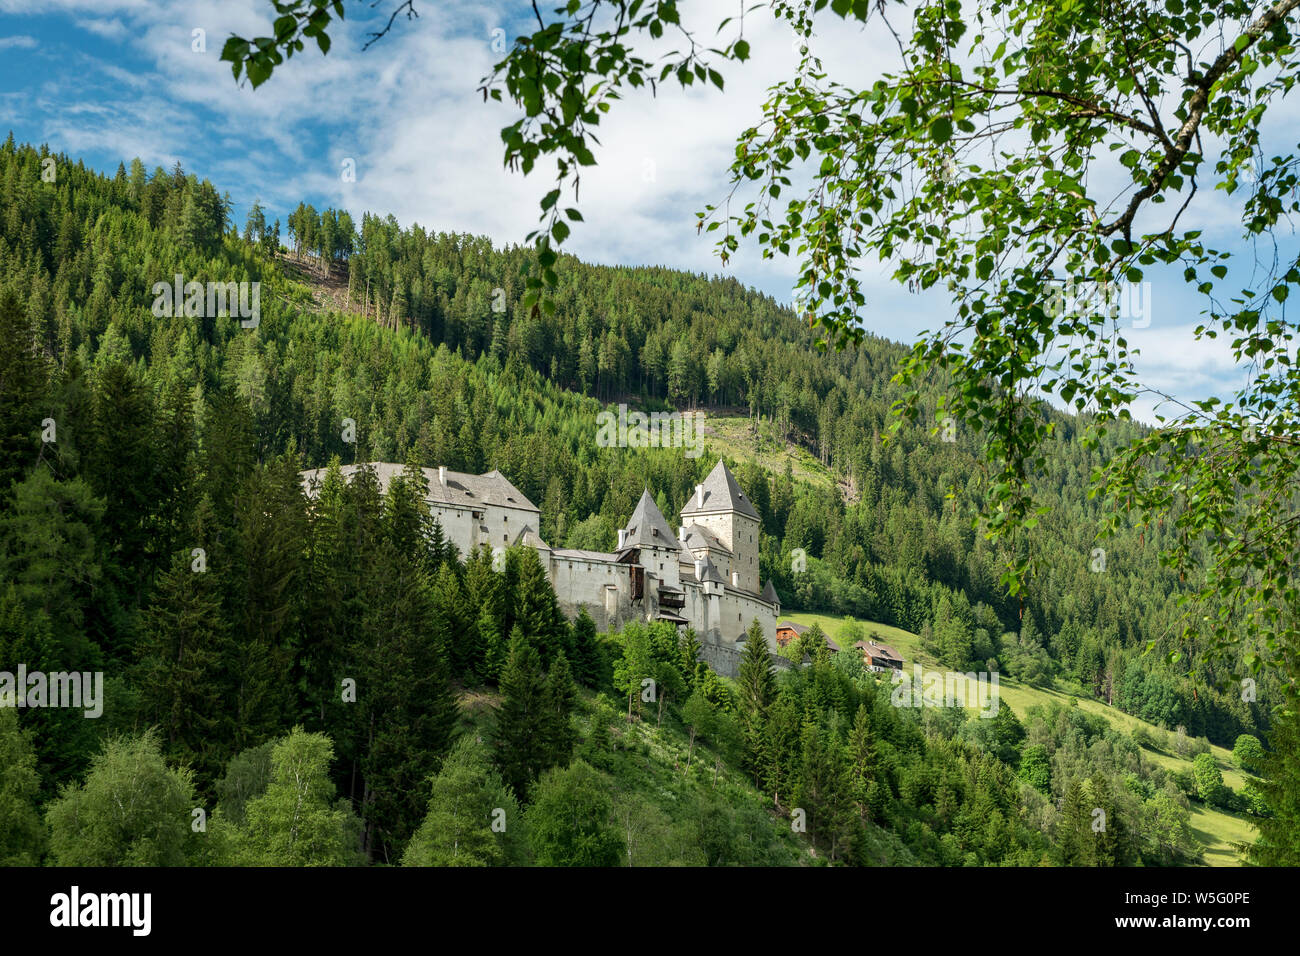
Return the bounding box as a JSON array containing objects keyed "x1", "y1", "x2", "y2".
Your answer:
[
  {"x1": 680, "y1": 460, "x2": 760, "y2": 520},
  {"x1": 620, "y1": 490, "x2": 683, "y2": 551}
]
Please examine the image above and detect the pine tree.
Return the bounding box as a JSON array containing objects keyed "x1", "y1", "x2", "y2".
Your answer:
[
  {"x1": 431, "y1": 562, "x2": 472, "y2": 679},
  {"x1": 384, "y1": 456, "x2": 433, "y2": 564},
  {"x1": 494, "y1": 629, "x2": 550, "y2": 799},
  {"x1": 511, "y1": 546, "x2": 569, "y2": 667},
  {"x1": 226, "y1": 455, "x2": 306, "y2": 750},
  {"x1": 792, "y1": 716, "x2": 830, "y2": 847},
  {"x1": 569, "y1": 607, "x2": 600, "y2": 688},
  {"x1": 846, "y1": 704, "x2": 877, "y2": 821},
  {"x1": 84, "y1": 361, "x2": 160, "y2": 610},
  {"x1": 138, "y1": 548, "x2": 228, "y2": 787},
  {"x1": 1087, "y1": 772, "x2": 1127, "y2": 866},
  {"x1": 540, "y1": 651, "x2": 578, "y2": 769},
  {"x1": 0, "y1": 289, "x2": 47, "y2": 500},
  {"x1": 243, "y1": 202, "x2": 266, "y2": 243},
  {"x1": 677, "y1": 627, "x2": 702, "y2": 690},
  {"x1": 300, "y1": 461, "x2": 350, "y2": 728},
  {"x1": 1056, "y1": 779, "x2": 1094, "y2": 866},
  {"x1": 1247, "y1": 706, "x2": 1300, "y2": 865},
  {"x1": 737, "y1": 620, "x2": 776, "y2": 720},
  {"x1": 351, "y1": 538, "x2": 459, "y2": 863},
  {"x1": 477, "y1": 604, "x2": 506, "y2": 684}
]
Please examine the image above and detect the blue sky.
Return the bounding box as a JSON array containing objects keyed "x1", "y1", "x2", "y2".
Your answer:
[{"x1": 0, "y1": 0, "x2": 1269, "y2": 424}]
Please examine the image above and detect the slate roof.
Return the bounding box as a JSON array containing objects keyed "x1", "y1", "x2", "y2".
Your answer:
[
  {"x1": 552, "y1": 548, "x2": 618, "y2": 562},
  {"x1": 681, "y1": 523, "x2": 732, "y2": 555},
  {"x1": 299, "y1": 463, "x2": 539, "y2": 512},
  {"x1": 697, "y1": 557, "x2": 726, "y2": 585},
  {"x1": 761, "y1": 580, "x2": 780, "y2": 605},
  {"x1": 680, "y1": 460, "x2": 760, "y2": 520},
  {"x1": 512, "y1": 524, "x2": 551, "y2": 551},
  {"x1": 620, "y1": 490, "x2": 683, "y2": 551}
]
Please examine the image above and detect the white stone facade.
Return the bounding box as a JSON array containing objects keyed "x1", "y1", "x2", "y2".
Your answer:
[{"x1": 300, "y1": 460, "x2": 780, "y2": 669}]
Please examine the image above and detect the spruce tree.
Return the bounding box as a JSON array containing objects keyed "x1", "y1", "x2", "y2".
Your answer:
[
  {"x1": 1056, "y1": 779, "x2": 1093, "y2": 866},
  {"x1": 1087, "y1": 772, "x2": 1128, "y2": 866},
  {"x1": 226, "y1": 455, "x2": 306, "y2": 750},
  {"x1": 477, "y1": 604, "x2": 506, "y2": 685},
  {"x1": 847, "y1": 704, "x2": 877, "y2": 821},
  {"x1": 0, "y1": 289, "x2": 47, "y2": 502},
  {"x1": 138, "y1": 548, "x2": 228, "y2": 787},
  {"x1": 300, "y1": 461, "x2": 350, "y2": 728},
  {"x1": 1247, "y1": 706, "x2": 1300, "y2": 865},
  {"x1": 511, "y1": 546, "x2": 568, "y2": 667},
  {"x1": 352, "y1": 541, "x2": 459, "y2": 862},
  {"x1": 84, "y1": 361, "x2": 160, "y2": 611},
  {"x1": 737, "y1": 620, "x2": 776, "y2": 721},
  {"x1": 494, "y1": 628, "x2": 549, "y2": 799},
  {"x1": 540, "y1": 651, "x2": 578, "y2": 769},
  {"x1": 431, "y1": 562, "x2": 472, "y2": 679},
  {"x1": 569, "y1": 607, "x2": 600, "y2": 688},
  {"x1": 384, "y1": 456, "x2": 433, "y2": 565}
]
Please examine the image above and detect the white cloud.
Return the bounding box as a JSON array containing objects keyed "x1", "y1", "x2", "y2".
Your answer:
[
  {"x1": 80, "y1": 18, "x2": 129, "y2": 41},
  {"x1": 1, "y1": 0, "x2": 1276, "y2": 422},
  {"x1": 0, "y1": 32, "x2": 36, "y2": 48}
]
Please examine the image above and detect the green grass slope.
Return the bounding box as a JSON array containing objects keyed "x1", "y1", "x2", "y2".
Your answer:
[
  {"x1": 781, "y1": 611, "x2": 1257, "y2": 866},
  {"x1": 454, "y1": 686, "x2": 916, "y2": 866}
]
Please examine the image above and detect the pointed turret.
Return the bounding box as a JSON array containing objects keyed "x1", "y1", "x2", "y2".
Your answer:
[
  {"x1": 680, "y1": 460, "x2": 760, "y2": 519},
  {"x1": 679, "y1": 460, "x2": 762, "y2": 594},
  {"x1": 618, "y1": 489, "x2": 682, "y2": 552}
]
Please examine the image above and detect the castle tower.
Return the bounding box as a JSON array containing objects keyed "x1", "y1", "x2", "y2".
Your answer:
[
  {"x1": 679, "y1": 460, "x2": 761, "y2": 594},
  {"x1": 617, "y1": 489, "x2": 685, "y2": 593}
]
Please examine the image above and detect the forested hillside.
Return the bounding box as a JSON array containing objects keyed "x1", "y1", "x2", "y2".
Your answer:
[{"x1": 0, "y1": 136, "x2": 1281, "y2": 866}]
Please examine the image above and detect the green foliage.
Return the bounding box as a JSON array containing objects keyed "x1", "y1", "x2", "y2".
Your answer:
[
  {"x1": 402, "y1": 736, "x2": 529, "y2": 867},
  {"x1": 1232, "y1": 734, "x2": 1265, "y2": 774},
  {"x1": 0, "y1": 129, "x2": 1280, "y2": 868},
  {"x1": 525, "y1": 760, "x2": 624, "y2": 866},
  {"x1": 215, "y1": 728, "x2": 362, "y2": 866},
  {"x1": 213, "y1": 741, "x2": 274, "y2": 827},
  {"x1": 1019, "y1": 744, "x2": 1052, "y2": 794},
  {"x1": 1247, "y1": 707, "x2": 1300, "y2": 865},
  {"x1": 1192, "y1": 753, "x2": 1225, "y2": 805},
  {"x1": 0, "y1": 707, "x2": 45, "y2": 864},
  {"x1": 138, "y1": 549, "x2": 227, "y2": 786},
  {"x1": 736, "y1": 620, "x2": 776, "y2": 720},
  {"x1": 493, "y1": 630, "x2": 552, "y2": 799},
  {"x1": 46, "y1": 730, "x2": 195, "y2": 866}
]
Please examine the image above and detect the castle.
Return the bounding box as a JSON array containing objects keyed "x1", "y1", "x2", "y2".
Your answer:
[{"x1": 299, "y1": 460, "x2": 781, "y2": 674}]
